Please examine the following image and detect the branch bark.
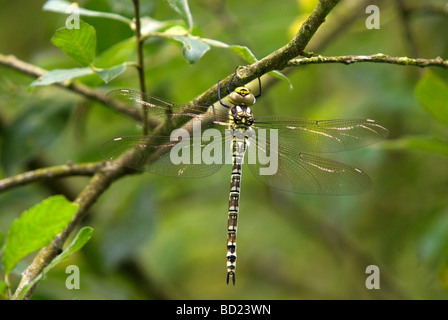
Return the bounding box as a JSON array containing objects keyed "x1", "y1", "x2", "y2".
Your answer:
[
  {"x1": 12, "y1": 162, "x2": 130, "y2": 299},
  {"x1": 190, "y1": 0, "x2": 343, "y2": 107},
  {"x1": 288, "y1": 53, "x2": 448, "y2": 69},
  {"x1": 0, "y1": 54, "x2": 149, "y2": 125},
  {"x1": 0, "y1": 162, "x2": 104, "y2": 193}
]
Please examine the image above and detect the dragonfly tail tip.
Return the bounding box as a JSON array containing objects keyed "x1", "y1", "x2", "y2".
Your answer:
[{"x1": 226, "y1": 272, "x2": 236, "y2": 285}]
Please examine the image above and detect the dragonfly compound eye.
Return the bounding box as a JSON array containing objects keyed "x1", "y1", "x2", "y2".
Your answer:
[{"x1": 229, "y1": 87, "x2": 255, "y2": 107}]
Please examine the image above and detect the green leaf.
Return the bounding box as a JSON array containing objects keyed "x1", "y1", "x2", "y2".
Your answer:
[
  {"x1": 0, "y1": 281, "x2": 7, "y2": 300},
  {"x1": 228, "y1": 45, "x2": 292, "y2": 89},
  {"x1": 269, "y1": 70, "x2": 293, "y2": 90},
  {"x1": 51, "y1": 20, "x2": 96, "y2": 66},
  {"x1": 14, "y1": 227, "x2": 93, "y2": 300},
  {"x1": 415, "y1": 72, "x2": 448, "y2": 125},
  {"x1": 140, "y1": 17, "x2": 182, "y2": 36},
  {"x1": 418, "y1": 209, "x2": 448, "y2": 264},
  {"x1": 163, "y1": 25, "x2": 188, "y2": 36},
  {"x1": 229, "y1": 45, "x2": 258, "y2": 63},
  {"x1": 95, "y1": 65, "x2": 127, "y2": 83},
  {"x1": 2, "y1": 195, "x2": 78, "y2": 275},
  {"x1": 172, "y1": 36, "x2": 210, "y2": 64},
  {"x1": 43, "y1": 0, "x2": 131, "y2": 24},
  {"x1": 30, "y1": 67, "x2": 94, "y2": 86},
  {"x1": 94, "y1": 37, "x2": 136, "y2": 68},
  {"x1": 167, "y1": 0, "x2": 193, "y2": 31}
]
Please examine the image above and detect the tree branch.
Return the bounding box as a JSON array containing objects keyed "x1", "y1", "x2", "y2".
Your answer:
[
  {"x1": 0, "y1": 162, "x2": 104, "y2": 194},
  {"x1": 406, "y1": 2, "x2": 448, "y2": 16},
  {"x1": 12, "y1": 162, "x2": 131, "y2": 299},
  {"x1": 288, "y1": 53, "x2": 448, "y2": 69},
  {"x1": 189, "y1": 0, "x2": 342, "y2": 108},
  {"x1": 0, "y1": 54, "x2": 151, "y2": 125},
  {"x1": 132, "y1": 0, "x2": 150, "y2": 135}
]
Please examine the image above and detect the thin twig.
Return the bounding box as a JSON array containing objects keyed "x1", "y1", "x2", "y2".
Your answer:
[
  {"x1": 189, "y1": 0, "x2": 343, "y2": 110},
  {"x1": 0, "y1": 162, "x2": 104, "y2": 194},
  {"x1": 132, "y1": 0, "x2": 149, "y2": 135},
  {"x1": 395, "y1": 0, "x2": 420, "y2": 58},
  {"x1": 288, "y1": 53, "x2": 448, "y2": 69},
  {"x1": 0, "y1": 54, "x2": 150, "y2": 125},
  {"x1": 12, "y1": 162, "x2": 130, "y2": 299},
  {"x1": 9, "y1": 1, "x2": 155, "y2": 300}
]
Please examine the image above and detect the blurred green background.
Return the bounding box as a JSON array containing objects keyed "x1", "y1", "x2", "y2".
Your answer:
[{"x1": 1, "y1": 0, "x2": 448, "y2": 299}]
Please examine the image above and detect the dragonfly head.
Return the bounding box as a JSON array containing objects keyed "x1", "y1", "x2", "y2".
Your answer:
[{"x1": 228, "y1": 86, "x2": 256, "y2": 107}]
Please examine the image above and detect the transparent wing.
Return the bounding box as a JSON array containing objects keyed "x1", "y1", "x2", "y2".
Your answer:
[
  {"x1": 253, "y1": 117, "x2": 388, "y2": 153},
  {"x1": 100, "y1": 129, "x2": 231, "y2": 178},
  {"x1": 247, "y1": 136, "x2": 372, "y2": 195},
  {"x1": 105, "y1": 89, "x2": 229, "y2": 126}
]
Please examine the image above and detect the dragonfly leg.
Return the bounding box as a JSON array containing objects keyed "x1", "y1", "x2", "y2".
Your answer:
[
  {"x1": 254, "y1": 76, "x2": 262, "y2": 99},
  {"x1": 227, "y1": 67, "x2": 239, "y2": 93},
  {"x1": 217, "y1": 80, "x2": 232, "y2": 108}
]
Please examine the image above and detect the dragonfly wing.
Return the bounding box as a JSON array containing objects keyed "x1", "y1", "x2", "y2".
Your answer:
[
  {"x1": 253, "y1": 117, "x2": 388, "y2": 153},
  {"x1": 100, "y1": 133, "x2": 227, "y2": 178},
  {"x1": 246, "y1": 139, "x2": 372, "y2": 195},
  {"x1": 105, "y1": 89, "x2": 229, "y2": 126}
]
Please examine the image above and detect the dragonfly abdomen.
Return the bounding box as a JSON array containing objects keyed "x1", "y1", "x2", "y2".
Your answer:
[{"x1": 226, "y1": 134, "x2": 247, "y2": 285}]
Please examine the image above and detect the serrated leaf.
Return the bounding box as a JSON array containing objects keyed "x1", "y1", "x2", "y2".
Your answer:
[
  {"x1": 43, "y1": 0, "x2": 131, "y2": 24},
  {"x1": 14, "y1": 227, "x2": 93, "y2": 300},
  {"x1": 2, "y1": 195, "x2": 78, "y2": 275},
  {"x1": 415, "y1": 72, "x2": 448, "y2": 125},
  {"x1": 95, "y1": 65, "x2": 126, "y2": 83},
  {"x1": 31, "y1": 67, "x2": 94, "y2": 86},
  {"x1": 167, "y1": 0, "x2": 193, "y2": 31},
  {"x1": 52, "y1": 20, "x2": 96, "y2": 66},
  {"x1": 173, "y1": 36, "x2": 210, "y2": 64}
]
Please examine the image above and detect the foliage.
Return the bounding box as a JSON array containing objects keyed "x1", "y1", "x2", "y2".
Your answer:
[{"x1": 0, "y1": 0, "x2": 448, "y2": 300}]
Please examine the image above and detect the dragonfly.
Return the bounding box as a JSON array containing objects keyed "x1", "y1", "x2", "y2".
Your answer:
[{"x1": 101, "y1": 74, "x2": 389, "y2": 285}]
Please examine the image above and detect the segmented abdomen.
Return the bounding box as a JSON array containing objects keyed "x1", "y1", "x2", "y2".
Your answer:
[{"x1": 226, "y1": 132, "x2": 248, "y2": 285}]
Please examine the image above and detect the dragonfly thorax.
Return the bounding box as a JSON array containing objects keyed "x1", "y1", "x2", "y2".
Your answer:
[
  {"x1": 227, "y1": 86, "x2": 255, "y2": 128},
  {"x1": 229, "y1": 105, "x2": 254, "y2": 128}
]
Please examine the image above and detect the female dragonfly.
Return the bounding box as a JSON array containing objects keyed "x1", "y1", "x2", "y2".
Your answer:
[{"x1": 102, "y1": 75, "x2": 388, "y2": 285}]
